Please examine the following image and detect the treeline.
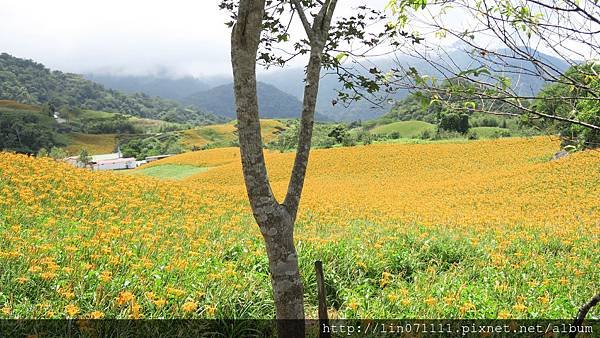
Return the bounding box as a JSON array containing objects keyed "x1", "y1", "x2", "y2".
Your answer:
[
  {"x1": 267, "y1": 121, "x2": 373, "y2": 152},
  {"x1": 0, "y1": 53, "x2": 222, "y2": 125},
  {"x1": 119, "y1": 134, "x2": 184, "y2": 160},
  {"x1": 368, "y1": 63, "x2": 599, "y2": 149},
  {"x1": 0, "y1": 109, "x2": 64, "y2": 154}
]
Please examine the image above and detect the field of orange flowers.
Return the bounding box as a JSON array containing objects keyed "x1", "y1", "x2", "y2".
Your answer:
[{"x1": 0, "y1": 136, "x2": 598, "y2": 320}]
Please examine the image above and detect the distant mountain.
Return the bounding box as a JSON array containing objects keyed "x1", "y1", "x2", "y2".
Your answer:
[
  {"x1": 79, "y1": 48, "x2": 571, "y2": 122},
  {"x1": 0, "y1": 53, "x2": 223, "y2": 125},
  {"x1": 259, "y1": 69, "x2": 396, "y2": 122},
  {"x1": 260, "y1": 48, "x2": 570, "y2": 121},
  {"x1": 84, "y1": 74, "x2": 211, "y2": 100},
  {"x1": 183, "y1": 82, "x2": 329, "y2": 121}
]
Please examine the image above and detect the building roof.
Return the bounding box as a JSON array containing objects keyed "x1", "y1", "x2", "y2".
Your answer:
[
  {"x1": 91, "y1": 153, "x2": 122, "y2": 162},
  {"x1": 65, "y1": 152, "x2": 122, "y2": 162},
  {"x1": 96, "y1": 158, "x2": 136, "y2": 165},
  {"x1": 146, "y1": 154, "x2": 173, "y2": 160}
]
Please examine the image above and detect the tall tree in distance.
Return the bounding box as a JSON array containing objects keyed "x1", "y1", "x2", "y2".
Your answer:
[{"x1": 78, "y1": 148, "x2": 92, "y2": 168}]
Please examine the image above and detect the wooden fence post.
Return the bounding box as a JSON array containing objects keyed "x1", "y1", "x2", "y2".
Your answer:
[{"x1": 315, "y1": 260, "x2": 330, "y2": 338}]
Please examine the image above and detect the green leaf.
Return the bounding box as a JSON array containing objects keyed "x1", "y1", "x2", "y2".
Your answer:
[
  {"x1": 335, "y1": 52, "x2": 348, "y2": 63},
  {"x1": 464, "y1": 101, "x2": 476, "y2": 109}
]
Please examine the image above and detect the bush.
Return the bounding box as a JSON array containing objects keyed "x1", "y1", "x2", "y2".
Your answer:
[
  {"x1": 467, "y1": 130, "x2": 479, "y2": 140},
  {"x1": 49, "y1": 147, "x2": 67, "y2": 160},
  {"x1": 471, "y1": 116, "x2": 499, "y2": 127},
  {"x1": 490, "y1": 130, "x2": 512, "y2": 139},
  {"x1": 420, "y1": 129, "x2": 432, "y2": 140},
  {"x1": 328, "y1": 124, "x2": 349, "y2": 143},
  {"x1": 120, "y1": 134, "x2": 183, "y2": 160},
  {"x1": 318, "y1": 137, "x2": 336, "y2": 149},
  {"x1": 356, "y1": 130, "x2": 373, "y2": 145},
  {"x1": 439, "y1": 112, "x2": 469, "y2": 134},
  {"x1": 37, "y1": 148, "x2": 49, "y2": 157},
  {"x1": 84, "y1": 118, "x2": 139, "y2": 134},
  {"x1": 432, "y1": 130, "x2": 463, "y2": 140},
  {"x1": 389, "y1": 131, "x2": 401, "y2": 139},
  {"x1": 341, "y1": 134, "x2": 357, "y2": 147}
]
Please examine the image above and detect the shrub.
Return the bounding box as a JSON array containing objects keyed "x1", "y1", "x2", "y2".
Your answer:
[
  {"x1": 49, "y1": 147, "x2": 67, "y2": 160},
  {"x1": 389, "y1": 131, "x2": 401, "y2": 139},
  {"x1": 420, "y1": 129, "x2": 432, "y2": 140},
  {"x1": 439, "y1": 112, "x2": 470, "y2": 133},
  {"x1": 356, "y1": 130, "x2": 373, "y2": 145},
  {"x1": 327, "y1": 125, "x2": 349, "y2": 143},
  {"x1": 467, "y1": 130, "x2": 479, "y2": 140},
  {"x1": 341, "y1": 134, "x2": 357, "y2": 147}
]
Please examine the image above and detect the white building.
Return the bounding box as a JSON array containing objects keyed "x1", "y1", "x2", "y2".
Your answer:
[
  {"x1": 65, "y1": 148, "x2": 139, "y2": 170},
  {"x1": 92, "y1": 157, "x2": 137, "y2": 171}
]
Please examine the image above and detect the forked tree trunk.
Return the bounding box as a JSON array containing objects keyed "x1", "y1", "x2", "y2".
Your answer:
[{"x1": 230, "y1": 1, "x2": 337, "y2": 337}]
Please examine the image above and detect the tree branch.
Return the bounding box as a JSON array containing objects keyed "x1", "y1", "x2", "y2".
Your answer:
[
  {"x1": 283, "y1": 0, "x2": 338, "y2": 221},
  {"x1": 231, "y1": 0, "x2": 281, "y2": 227},
  {"x1": 290, "y1": 0, "x2": 315, "y2": 41}
]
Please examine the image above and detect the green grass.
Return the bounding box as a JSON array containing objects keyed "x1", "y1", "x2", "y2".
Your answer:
[
  {"x1": 64, "y1": 133, "x2": 117, "y2": 155},
  {"x1": 80, "y1": 110, "x2": 117, "y2": 119},
  {"x1": 470, "y1": 127, "x2": 511, "y2": 138},
  {"x1": 129, "y1": 164, "x2": 208, "y2": 180},
  {"x1": 0, "y1": 100, "x2": 40, "y2": 112},
  {"x1": 371, "y1": 120, "x2": 436, "y2": 138}
]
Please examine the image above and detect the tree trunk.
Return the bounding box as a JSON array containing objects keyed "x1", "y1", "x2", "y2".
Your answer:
[
  {"x1": 230, "y1": 1, "x2": 305, "y2": 337},
  {"x1": 230, "y1": 1, "x2": 338, "y2": 337},
  {"x1": 263, "y1": 206, "x2": 305, "y2": 337}
]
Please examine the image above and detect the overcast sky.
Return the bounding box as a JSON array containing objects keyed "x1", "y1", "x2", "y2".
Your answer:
[
  {"x1": 2, "y1": 0, "x2": 593, "y2": 79},
  {"x1": 0, "y1": 0, "x2": 390, "y2": 78}
]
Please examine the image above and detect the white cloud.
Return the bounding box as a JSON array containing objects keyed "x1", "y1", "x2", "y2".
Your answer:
[
  {"x1": 0, "y1": 0, "x2": 232, "y2": 76},
  {"x1": 0, "y1": 0, "x2": 395, "y2": 77}
]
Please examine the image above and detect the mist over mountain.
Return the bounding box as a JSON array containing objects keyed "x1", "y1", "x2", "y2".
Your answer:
[
  {"x1": 260, "y1": 48, "x2": 570, "y2": 120},
  {"x1": 182, "y1": 82, "x2": 329, "y2": 121},
  {"x1": 69, "y1": 48, "x2": 574, "y2": 122},
  {"x1": 259, "y1": 68, "x2": 397, "y2": 121},
  {"x1": 84, "y1": 74, "x2": 210, "y2": 100},
  {"x1": 84, "y1": 73, "x2": 232, "y2": 101}
]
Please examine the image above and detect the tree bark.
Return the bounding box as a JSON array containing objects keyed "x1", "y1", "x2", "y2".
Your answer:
[
  {"x1": 284, "y1": 0, "x2": 338, "y2": 221},
  {"x1": 231, "y1": 1, "x2": 304, "y2": 337},
  {"x1": 230, "y1": 1, "x2": 338, "y2": 337}
]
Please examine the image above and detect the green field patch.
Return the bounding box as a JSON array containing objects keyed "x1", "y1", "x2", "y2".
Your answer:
[
  {"x1": 130, "y1": 164, "x2": 208, "y2": 180},
  {"x1": 80, "y1": 109, "x2": 118, "y2": 119},
  {"x1": 470, "y1": 127, "x2": 511, "y2": 138},
  {"x1": 371, "y1": 120, "x2": 436, "y2": 138},
  {"x1": 0, "y1": 100, "x2": 40, "y2": 112}
]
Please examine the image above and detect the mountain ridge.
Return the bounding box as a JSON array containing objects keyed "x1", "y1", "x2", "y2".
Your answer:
[
  {"x1": 182, "y1": 81, "x2": 330, "y2": 121},
  {"x1": 0, "y1": 53, "x2": 223, "y2": 125}
]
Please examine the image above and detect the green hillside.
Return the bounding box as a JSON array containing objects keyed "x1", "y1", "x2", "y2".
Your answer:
[
  {"x1": 180, "y1": 119, "x2": 285, "y2": 148},
  {"x1": 128, "y1": 164, "x2": 208, "y2": 180},
  {"x1": 470, "y1": 127, "x2": 512, "y2": 138},
  {"x1": 371, "y1": 120, "x2": 436, "y2": 138},
  {"x1": 0, "y1": 53, "x2": 222, "y2": 125},
  {"x1": 0, "y1": 100, "x2": 186, "y2": 155},
  {"x1": 0, "y1": 101, "x2": 63, "y2": 153}
]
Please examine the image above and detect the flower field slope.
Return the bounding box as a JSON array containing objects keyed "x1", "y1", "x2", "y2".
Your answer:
[{"x1": 0, "y1": 137, "x2": 598, "y2": 320}]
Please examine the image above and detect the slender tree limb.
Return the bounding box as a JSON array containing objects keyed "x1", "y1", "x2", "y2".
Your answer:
[
  {"x1": 290, "y1": 0, "x2": 315, "y2": 41},
  {"x1": 231, "y1": 0, "x2": 280, "y2": 224},
  {"x1": 283, "y1": 0, "x2": 338, "y2": 221}
]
